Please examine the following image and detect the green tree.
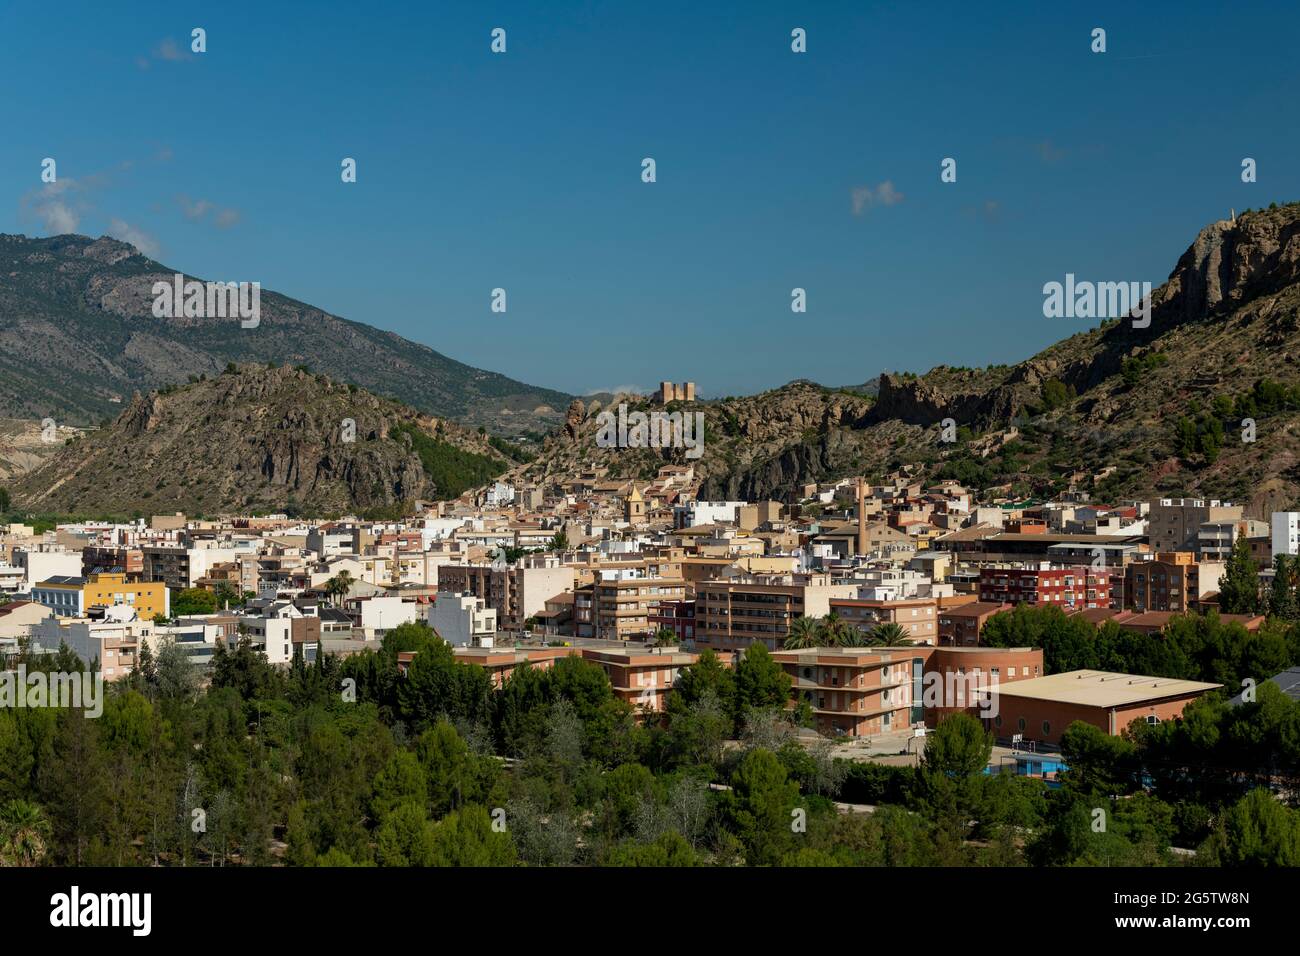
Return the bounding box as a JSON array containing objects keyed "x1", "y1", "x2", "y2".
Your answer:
[
  {"x1": 1269, "y1": 554, "x2": 1298, "y2": 620},
  {"x1": 155, "y1": 638, "x2": 201, "y2": 702},
  {"x1": 818, "y1": 611, "x2": 850, "y2": 647},
  {"x1": 325, "y1": 570, "x2": 356, "y2": 605},
  {"x1": 414, "y1": 720, "x2": 500, "y2": 816},
  {"x1": 651, "y1": 627, "x2": 680, "y2": 649},
  {"x1": 734, "y1": 643, "x2": 792, "y2": 722},
  {"x1": 1058, "y1": 721, "x2": 1138, "y2": 797},
  {"x1": 1219, "y1": 536, "x2": 1261, "y2": 614},
  {"x1": 213, "y1": 581, "x2": 239, "y2": 610},
  {"x1": 868, "y1": 621, "x2": 912, "y2": 646},
  {"x1": 430, "y1": 805, "x2": 516, "y2": 866},
  {"x1": 171, "y1": 588, "x2": 217, "y2": 617},
  {"x1": 1200, "y1": 788, "x2": 1300, "y2": 866},
  {"x1": 922, "y1": 713, "x2": 993, "y2": 777},
  {"x1": 603, "y1": 830, "x2": 698, "y2": 866},
  {"x1": 375, "y1": 801, "x2": 437, "y2": 866},
  {"x1": 721, "y1": 748, "x2": 801, "y2": 865}
]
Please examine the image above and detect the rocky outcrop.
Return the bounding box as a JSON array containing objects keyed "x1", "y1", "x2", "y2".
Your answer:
[
  {"x1": 10, "y1": 365, "x2": 509, "y2": 515},
  {"x1": 519, "y1": 204, "x2": 1300, "y2": 511},
  {"x1": 1158, "y1": 213, "x2": 1300, "y2": 324},
  {"x1": 565, "y1": 399, "x2": 586, "y2": 441}
]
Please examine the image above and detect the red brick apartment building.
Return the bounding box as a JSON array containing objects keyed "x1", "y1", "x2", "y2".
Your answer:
[
  {"x1": 979, "y1": 564, "x2": 1114, "y2": 609},
  {"x1": 771, "y1": 645, "x2": 1043, "y2": 738}
]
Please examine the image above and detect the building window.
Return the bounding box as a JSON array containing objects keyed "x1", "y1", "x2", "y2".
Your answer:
[
  {"x1": 994, "y1": 714, "x2": 1002, "y2": 728},
  {"x1": 1041, "y1": 721, "x2": 1051, "y2": 736},
  {"x1": 1017, "y1": 717, "x2": 1026, "y2": 732}
]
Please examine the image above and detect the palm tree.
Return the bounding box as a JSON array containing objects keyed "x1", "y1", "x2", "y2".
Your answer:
[
  {"x1": 783, "y1": 615, "x2": 822, "y2": 650},
  {"x1": 214, "y1": 580, "x2": 239, "y2": 610},
  {"x1": 868, "y1": 621, "x2": 912, "y2": 646},
  {"x1": 651, "y1": 627, "x2": 680, "y2": 650},
  {"x1": 819, "y1": 611, "x2": 850, "y2": 647},
  {"x1": 839, "y1": 627, "x2": 868, "y2": 648},
  {"x1": 325, "y1": 569, "x2": 355, "y2": 605},
  {"x1": 0, "y1": 800, "x2": 51, "y2": 867}
]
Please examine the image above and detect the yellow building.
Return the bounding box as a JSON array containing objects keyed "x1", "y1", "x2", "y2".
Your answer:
[{"x1": 31, "y1": 572, "x2": 170, "y2": 620}]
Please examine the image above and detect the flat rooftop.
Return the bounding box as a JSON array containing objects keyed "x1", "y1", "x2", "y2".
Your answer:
[{"x1": 985, "y1": 669, "x2": 1221, "y2": 708}]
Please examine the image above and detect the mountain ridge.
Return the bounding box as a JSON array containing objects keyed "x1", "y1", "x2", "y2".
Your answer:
[
  {"x1": 0, "y1": 233, "x2": 571, "y2": 435},
  {"x1": 514, "y1": 203, "x2": 1300, "y2": 517}
]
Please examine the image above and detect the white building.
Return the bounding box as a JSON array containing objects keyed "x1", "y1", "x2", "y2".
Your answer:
[
  {"x1": 152, "y1": 621, "x2": 224, "y2": 668},
  {"x1": 0, "y1": 562, "x2": 27, "y2": 594},
  {"x1": 485, "y1": 482, "x2": 516, "y2": 507},
  {"x1": 673, "y1": 500, "x2": 747, "y2": 530},
  {"x1": 11, "y1": 547, "x2": 82, "y2": 589},
  {"x1": 238, "y1": 612, "x2": 297, "y2": 665},
  {"x1": 428, "y1": 592, "x2": 497, "y2": 647},
  {"x1": 1272, "y1": 512, "x2": 1300, "y2": 559},
  {"x1": 355, "y1": 596, "x2": 420, "y2": 641},
  {"x1": 32, "y1": 607, "x2": 153, "y2": 680}
]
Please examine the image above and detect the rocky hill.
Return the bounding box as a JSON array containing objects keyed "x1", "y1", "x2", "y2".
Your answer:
[
  {"x1": 7, "y1": 364, "x2": 512, "y2": 517},
  {"x1": 0, "y1": 234, "x2": 570, "y2": 435},
  {"x1": 518, "y1": 203, "x2": 1300, "y2": 517},
  {"x1": 0, "y1": 418, "x2": 83, "y2": 481}
]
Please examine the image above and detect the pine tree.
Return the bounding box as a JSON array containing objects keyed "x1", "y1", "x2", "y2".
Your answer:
[
  {"x1": 1218, "y1": 536, "x2": 1261, "y2": 614},
  {"x1": 136, "y1": 640, "x2": 158, "y2": 697},
  {"x1": 1269, "y1": 554, "x2": 1298, "y2": 620}
]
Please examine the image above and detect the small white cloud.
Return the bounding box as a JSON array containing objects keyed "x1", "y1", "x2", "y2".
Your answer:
[
  {"x1": 155, "y1": 38, "x2": 193, "y2": 62},
  {"x1": 107, "y1": 218, "x2": 161, "y2": 257},
  {"x1": 176, "y1": 194, "x2": 241, "y2": 230},
  {"x1": 851, "y1": 180, "x2": 905, "y2": 216},
  {"x1": 178, "y1": 196, "x2": 213, "y2": 221},
  {"x1": 41, "y1": 201, "x2": 80, "y2": 234},
  {"x1": 22, "y1": 180, "x2": 84, "y2": 235}
]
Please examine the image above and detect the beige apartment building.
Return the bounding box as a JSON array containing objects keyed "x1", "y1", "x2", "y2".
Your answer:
[
  {"x1": 829, "y1": 597, "x2": 939, "y2": 645},
  {"x1": 578, "y1": 570, "x2": 688, "y2": 641},
  {"x1": 695, "y1": 573, "x2": 859, "y2": 652},
  {"x1": 436, "y1": 559, "x2": 575, "y2": 631},
  {"x1": 32, "y1": 613, "x2": 153, "y2": 680},
  {"x1": 1147, "y1": 498, "x2": 1242, "y2": 553},
  {"x1": 1125, "y1": 552, "x2": 1224, "y2": 613}
]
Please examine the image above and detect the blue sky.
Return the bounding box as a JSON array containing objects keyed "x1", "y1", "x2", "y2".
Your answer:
[{"x1": 2, "y1": 1, "x2": 1296, "y2": 399}]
